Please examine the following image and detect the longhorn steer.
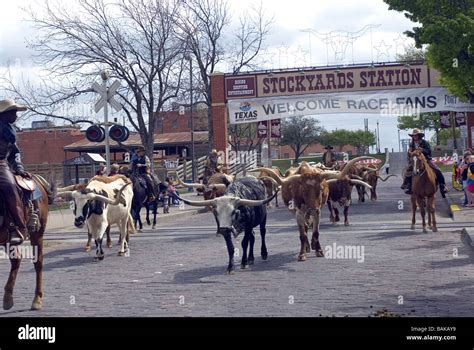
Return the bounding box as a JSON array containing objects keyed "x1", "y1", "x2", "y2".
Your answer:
[
  {"x1": 325, "y1": 157, "x2": 375, "y2": 225},
  {"x1": 252, "y1": 163, "x2": 330, "y2": 261},
  {"x1": 178, "y1": 176, "x2": 278, "y2": 274},
  {"x1": 57, "y1": 176, "x2": 134, "y2": 260},
  {"x1": 366, "y1": 166, "x2": 396, "y2": 201},
  {"x1": 177, "y1": 173, "x2": 232, "y2": 200}
]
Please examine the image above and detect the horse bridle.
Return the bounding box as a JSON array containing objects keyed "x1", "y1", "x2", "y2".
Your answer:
[{"x1": 412, "y1": 154, "x2": 426, "y2": 177}]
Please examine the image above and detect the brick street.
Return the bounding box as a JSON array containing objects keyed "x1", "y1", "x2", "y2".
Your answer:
[{"x1": 0, "y1": 177, "x2": 473, "y2": 317}]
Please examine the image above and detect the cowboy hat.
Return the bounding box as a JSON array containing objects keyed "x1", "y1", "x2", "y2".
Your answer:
[
  {"x1": 408, "y1": 128, "x2": 425, "y2": 137},
  {"x1": 0, "y1": 98, "x2": 27, "y2": 113},
  {"x1": 136, "y1": 145, "x2": 145, "y2": 151},
  {"x1": 324, "y1": 145, "x2": 334, "y2": 150}
]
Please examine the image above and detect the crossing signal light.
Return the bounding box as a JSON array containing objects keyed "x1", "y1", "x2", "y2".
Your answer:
[
  {"x1": 109, "y1": 125, "x2": 129, "y2": 142},
  {"x1": 85, "y1": 125, "x2": 105, "y2": 143}
]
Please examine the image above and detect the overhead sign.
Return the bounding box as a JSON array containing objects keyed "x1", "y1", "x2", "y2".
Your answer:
[
  {"x1": 440, "y1": 111, "x2": 467, "y2": 129},
  {"x1": 257, "y1": 119, "x2": 281, "y2": 139},
  {"x1": 225, "y1": 76, "x2": 256, "y2": 99},
  {"x1": 228, "y1": 87, "x2": 474, "y2": 124}
]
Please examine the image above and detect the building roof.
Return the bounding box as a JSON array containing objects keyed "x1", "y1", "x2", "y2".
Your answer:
[{"x1": 64, "y1": 131, "x2": 209, "y2": 152}]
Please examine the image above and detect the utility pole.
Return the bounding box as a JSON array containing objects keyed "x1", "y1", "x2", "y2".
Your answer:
[
  {"x1": 376, "y1": 120, "x2": 380, "y2": 154},
  {"x1": 450, "y1": 111, "x2": 458, "y2": 153},
  {"x1": 398, "y1": 129, "x2": 401, "y2": 152}
]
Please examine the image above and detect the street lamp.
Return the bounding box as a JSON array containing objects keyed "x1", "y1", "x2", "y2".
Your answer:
[{"x1": 184, "y1": 54, "x2": 195, "y2": 182}]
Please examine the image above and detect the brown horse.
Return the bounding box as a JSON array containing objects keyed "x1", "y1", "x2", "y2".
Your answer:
[
  {"x1": 410, "y1": 149, "x2": 437, "y2": 233},
  {"x1": 0, "y1": 174, "x2": 54, "y2": 310}
]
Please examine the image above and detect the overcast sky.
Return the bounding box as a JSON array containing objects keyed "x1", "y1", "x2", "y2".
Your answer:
[{"x1": 0, "y1": 0, "x2": 424, "y2": 151}]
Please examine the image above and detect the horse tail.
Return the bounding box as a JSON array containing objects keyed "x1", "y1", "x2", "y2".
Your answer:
[
  {"x1": 33, "y1": 174, "x2": 56, "y2": 205},
  {"x1": 127, "y1": 213, "x2": 136, "y2": 234}
]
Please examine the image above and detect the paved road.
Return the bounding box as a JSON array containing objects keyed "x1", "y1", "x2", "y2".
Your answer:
[{"x1": 0, "y1": 177, "x2": 473, "y2": 317}]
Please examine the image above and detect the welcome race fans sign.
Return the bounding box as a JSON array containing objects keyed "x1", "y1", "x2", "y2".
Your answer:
[
  {"x1": 228, "y1": 87, "x2": 474, "y2": 124},
  {"x1": 225, "y1": 64, "x2": 474, "y2": 124}
]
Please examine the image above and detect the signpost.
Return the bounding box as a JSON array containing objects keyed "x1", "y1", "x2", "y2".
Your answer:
[{"x1": 92, "y1": 71, "x2": 122, "y2": 173}]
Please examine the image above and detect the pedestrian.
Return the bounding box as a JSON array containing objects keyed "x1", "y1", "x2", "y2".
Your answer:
[
  {"x1": 108, "y1": 163, "x2": 120, "y2": 176},
  {"x1": 95, "y1": 164, "x2": 106, "y2": 176},
  {"x1": 384, "y1": 161, "x2": 390, "y2": 175},
  {"x1": 460, "y1": 150, "x2": 472, "y2": 206},
  {"x1": 465, "y1": 155, "x2": 474, "y2": 207}
]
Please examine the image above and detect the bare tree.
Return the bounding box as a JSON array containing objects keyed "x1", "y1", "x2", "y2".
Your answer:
[
  {"x1": 2, "y1": 0, "x2": 186, "y2": 162},
  {"x1": 177, "y1": 0, "x2": 272, "y2": 150},
  {"x1": 228, "y1": 123, "x2": 263, "y2": 154}
]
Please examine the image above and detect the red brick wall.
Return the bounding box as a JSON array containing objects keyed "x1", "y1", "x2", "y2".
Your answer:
[
  {"x1": 210, "y1": 73, "x2": 228, "y2": 157},
  {"x1": 17, "y1": 127, "x2": 84, "y2": 165},
  {"x1": 155, "y1": 110, "x2": 208, "y2": 134}
]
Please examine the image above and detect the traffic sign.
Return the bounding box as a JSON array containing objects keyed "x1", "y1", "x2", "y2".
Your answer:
[{"x1": 93, "y1": 80, "x2": 122, "y2": 113}]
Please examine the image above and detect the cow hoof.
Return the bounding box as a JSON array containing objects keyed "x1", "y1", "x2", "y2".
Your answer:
[
  {"x1": 94, "y1": 255, "x2": 104, "y2": 261},
  {"x1": 410, "y1": 224, "x2": 415, "y2": 230},
  {"x1": 225, "y1": 270, "x2": 235, "y2": 275},
  {"x1": 432, "y1": 227, "x2": 438, "y2": 232},
  {"x1": 152, "y1": 225, "x2": 156, "y2": 230},
  {"x1": 261, "y1": 253, "x2": 268, "y2": 260},
  {"x1": 316, "y1": 250, "x2": 325, "y2": 257},
  {"x1": 298, "y1": 255, "x2": 307, "y2": 262},
  {"x1": 240, "y1": 264, "x2": 247, "y2": 269},
  {"x1": 3, "y1": 294, "x2": 13, "y2": 310},
  {"x1": 344, "y1": 222, "x2": 349, "y2": 226},
  {"x1": 335, "y1": 217, "x2": 340, "y2": 222},
  {"x1": 107, "y1": 242, "x2": 113, "y2": 248},
  {"x1": 84, "y1": 246, "x2": 91, "y2": 252},
  {"x1": 117, "y1": 251, "x2": 125, "y2": 256},
  {"x1": 423, "y1": 228, "x2": 428, "y2": 233},
  {"x1": 31, "y1": 298, "x2": 42, "y2": 311},
  {"x1": 248, "y1": 259, "x2": 254, "y2": 265}
]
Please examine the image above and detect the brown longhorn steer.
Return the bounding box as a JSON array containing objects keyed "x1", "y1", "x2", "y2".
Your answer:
[{"x1": 366, "y1": 165, "x2": 396, "y2": 201}]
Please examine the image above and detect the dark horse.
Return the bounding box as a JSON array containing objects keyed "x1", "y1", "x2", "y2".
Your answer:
[
  {"x1": 0, "y1": 174, "x2": 55, "y2": 310},
  {"x1": 130, "y1": 174, "x2": 159, "y2": 230}
]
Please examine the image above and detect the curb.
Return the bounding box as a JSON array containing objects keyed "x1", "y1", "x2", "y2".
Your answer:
[{"x1": 460, "y1": 228, "x2": 474, "y2": 251}]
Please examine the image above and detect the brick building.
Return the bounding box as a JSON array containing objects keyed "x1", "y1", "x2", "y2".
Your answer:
[{"x1": 16, "y1": 122, "x2": 84, "y2": 182}]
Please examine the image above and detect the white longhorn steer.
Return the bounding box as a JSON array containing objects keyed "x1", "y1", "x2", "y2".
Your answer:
[{"x1": 58, "y1": 175, "x2": 135, "y2": 260}]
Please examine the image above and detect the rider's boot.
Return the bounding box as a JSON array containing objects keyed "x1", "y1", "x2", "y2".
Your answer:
[
  {"x1": 26, "y1": 200, "x2": 40, "y2": 234},
  {"x1": 404, "y1": 176, "x2": 413, "y2": 195}
]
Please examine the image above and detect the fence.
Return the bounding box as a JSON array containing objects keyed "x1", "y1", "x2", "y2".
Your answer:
[{"x1": 171, "y1": 151, "x2": 259, "y2": 181}]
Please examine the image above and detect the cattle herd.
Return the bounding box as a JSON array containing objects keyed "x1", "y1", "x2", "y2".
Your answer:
[{"x1": 54, "y1": 158, "x2": 394, "y2": 273}]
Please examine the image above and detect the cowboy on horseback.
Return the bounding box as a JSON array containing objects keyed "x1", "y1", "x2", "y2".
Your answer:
[
  {"x1": 203, "y1": 149, "x2": 222, "y2": 184},
  {"x1": 130, "y1": 145, "x2": 157, "y2": 202},
  {"x1": 401, "y1": 128, "x2": 447, "y2": 198},
  {"x1": 0, "y1": 98, "x2": 39, "y2": 245}
]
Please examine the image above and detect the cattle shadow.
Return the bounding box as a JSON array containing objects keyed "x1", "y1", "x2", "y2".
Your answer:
[
  {"x1": 44, "y1": 246, "x2": 85, "y2": 259},
  {"x1": 393, "y1": 240, "x2": 457, "y2": 251},
  {"x1": 0, "y1": 308, "x2": 36, "y2": 317},
  {"x1": 429, "y1": 255, "x2": 474, "y2": 269},
  {"x1": 171, "y1": 233, "x2": 212, "y2": 243},
  {"x1": 42, "y1": 254, "x2": 97, "y2": 271},
  {"x1": 362, "y1": 230, "x2": 427, "y2": 241},
  {"x1": 172, "y1": 251, "x2": 296, "y2": 284}
]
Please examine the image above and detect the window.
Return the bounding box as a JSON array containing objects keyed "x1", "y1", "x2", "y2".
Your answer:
[{"x1": 172, "y1": 119, "x2": 178, "y2": 129}]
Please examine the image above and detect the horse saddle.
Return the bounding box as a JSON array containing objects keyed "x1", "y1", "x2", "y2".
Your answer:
[{"x1": 15, "y1": 175, "x2": 36, "y2": 192}]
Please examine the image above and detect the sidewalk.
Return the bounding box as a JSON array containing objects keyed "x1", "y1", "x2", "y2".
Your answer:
[
  {"x1": 46, "y1": 190, "x2": 207, "y2": 231},
  {"x1": 443, "y1": 177, "x2": 474, "y2": 221}
]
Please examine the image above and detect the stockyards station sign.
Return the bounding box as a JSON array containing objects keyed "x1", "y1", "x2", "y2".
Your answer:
[{"x1": 225, "y1": 63, "x2": 474, "y2": 124}]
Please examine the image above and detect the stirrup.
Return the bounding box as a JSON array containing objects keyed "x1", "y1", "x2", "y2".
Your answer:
[{"x1": 8, "y1": 225, "x2": 25, "y2": 246}]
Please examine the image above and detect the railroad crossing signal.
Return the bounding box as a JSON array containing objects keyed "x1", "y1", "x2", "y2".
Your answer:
[{"x1": 92, "y1": 80, "x2": 122, "y2": 113}]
